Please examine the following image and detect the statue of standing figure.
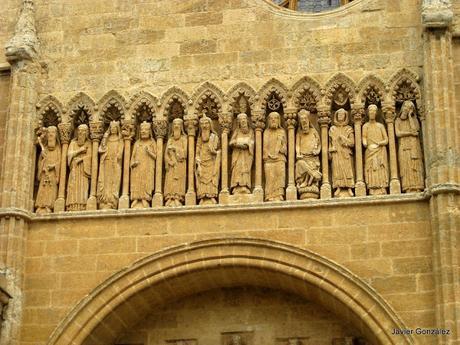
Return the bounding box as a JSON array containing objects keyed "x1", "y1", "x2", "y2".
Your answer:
[
  {"x1": 97, "y1": 121, "x2": 124, "y2": 209},
  {"x1": 130, "y1": 121, "x2": 156, "y2": 208},
  {"x1": 329, "y1": 108, "x2": 355, "y2": 197},
  {"x1": 164, "y1": 118, "x2": 187, "y2": 207},
  {"x1": 35, "y1": 126, "x2": 61, "y2": 214},
  {"x1": 66, "y1": 124, "x2": 92, "y2": 211},
  {"x1": 295, "y1": 109, "x2": 321, "y2": 199},
  {"x1": 196, "y1": 115, "x2": 221, "y2": 205},
  {"x1": 230, "y1": 113, "x2": 254, "y2": 194},
  {"x1": 263, "y1": 112, "x2": 287, "y2": 201},
  {"x1": 395, "y1": 100, "x2": 425, "y2": 193},
  {"x1": 362, "y1": 104, "x2": 389, "y2": 195}
]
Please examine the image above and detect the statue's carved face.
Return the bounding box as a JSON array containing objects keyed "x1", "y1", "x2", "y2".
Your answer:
[
  {"x1": 140, "y1": 126, "x2": 150, "y2": 139},
  {"x1": 400, "y1": 101, "x2": 414, "y2": 120},
  {"x1": 299, "y1": 112, "x2": 310, "y2": 131},
  {"x1": 239, "y1": 116, "x2": 248, "y2": 131},
  {"x1": 368, "y1": 106, "x2": 377, "y2": 121},
  {"x1": 200, "y1": 119, "x2": 211, "y2": 141},
  {"x1": 77, "y1": 128, "x2": 88, "y2": 145},
  {"x1": 47, "y1": 129, "x2": 57, "y2": 148},
  {"x1": 268, "y1": 113, "x2": 280, "y2": 129},
  {"x1": 337, "y1": 110, "x2": 346, "y2": 123},
  {"x1": 110, "y1": 123, "x2": 119, "y2": 135},
  {"x1": 172, "y1": 121, "x2": 182, "y2": 139},
  {"x1": 200, "y1": 119, "x2": 211, "y2": 131}
]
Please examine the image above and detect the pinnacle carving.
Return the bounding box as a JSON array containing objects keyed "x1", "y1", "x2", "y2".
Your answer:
[{"x1": 5, "y1": 0, "x2": 40, "y2": 63}]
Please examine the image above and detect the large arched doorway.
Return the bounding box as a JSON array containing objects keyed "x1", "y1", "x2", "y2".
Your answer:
[{"x1": 47, "y1": 238, "x2": 414, "y2": 345}]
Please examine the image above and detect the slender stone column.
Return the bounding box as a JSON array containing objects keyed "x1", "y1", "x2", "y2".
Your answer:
[
  {"x1": 152, "y1": 119, "x2": 168, "y2": 207},
  {"x1": 383, "y1": 105, "x2": 401, "y2": 194},
  {"x1": 119, "y1": 120, "x2": 135, "y2": 209},
  {"x1": 284, "y1": 109, "x2": 297, "y2": 201},
  {"x1": 422, "y1": 2, "x2": 460, "y2": 344},
  {"x1": 252, "y1": 111, "x2": 265, "y2": 201},
  {"x1": 218, "y1": 112, "x2": 232, "y2": 204},
  {"x1": 352, "y1": 106, "x2": 366, "y2": 197},
  {"x1": 318, "y1": 110, "x2": 331, "y2": 199},
  {"x1": 86, "y1": 120, "x2": 103, "y2": 210},
  {"x1": 184, "y1": 115, "x2": 198, "y2": 206},
  {"x1": 54, "y1": 122, "x2": 72, "y2": 212}
]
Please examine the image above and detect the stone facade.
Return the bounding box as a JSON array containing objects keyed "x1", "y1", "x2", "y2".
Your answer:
[{"x1": 0, "y1": 1, "x2": 459, "y2": 345}]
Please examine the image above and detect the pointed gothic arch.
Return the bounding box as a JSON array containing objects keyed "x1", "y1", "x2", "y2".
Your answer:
[
  {"x1": 227, "y1": 82, "x2": 257, "y2": 115},
  {"x1": 257, "y1": 78, "x2": 289, "y2": 114},
  {"x1": 128, "y1": 91, "x2": 158, "y2": 124},
  {"x1": 36, "y1": 95, "x2": 65, "y2": 128},
  {"x1": 97, "y1": 90, "x2": 127, "y2": 126},
  {"x1": 290, "y1": 76, "x2": 322, "y2": 113},
  {"x1": 324, "y1": 73, "x2": 356, "y2": 110},
  {"x1": 191, "y1": 82, "x2": 226, "y2": 119},
  {"x1": 67, "y1": 92, "x2": 96, "y2": 127},
  {"x1": 160, "y1": 86, "x2": 189, "y2": 121},
  {"x1": 387, "y1": 68, "x2": 421, "y2": 105}
]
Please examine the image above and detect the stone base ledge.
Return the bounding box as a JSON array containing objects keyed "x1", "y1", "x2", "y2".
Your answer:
[{"x1": 0, "y1": 192, "x2": 430, "y2": 222}]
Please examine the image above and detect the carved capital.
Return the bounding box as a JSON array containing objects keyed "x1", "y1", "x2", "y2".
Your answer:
[
  {"x1": 184, "y1": 115, "x2": 198, "y2": 136},
  {"x1": 153, "y1": 119, "x2": 168, "y2": 139},
  {"x1": 89, "y1": 120, "x2": 104, "y2": 142},
  {"x1": 351, "y1": 107, "x2": 365, "y2": 124},
  {"x1": 218, "y1": 112, "x2": 233, "y2": 133},
  {"x1": 57, "y1": 122, "x2": 72, "y2": 144},
  {"x1": 383, "y1": 106, "x2": 396, "y2": 124},
  {"x1": 252, "y1": 111, "x2": 265, "y2": 130},
  {"x1": 422, "y1": 0, "x2": 453, "y2": 29},
  {"x1": 317, "y1": 111, "x2": 331, "y2": 127},
  {"x1": 121, "y1": 120, "x2": 135, "y2": 141},
  {"x1": 284, "y1": 109, "x2": 297, "y2": 129},
  {"x1": 5, "y1": 0, "x2": 40, "y2": 63}
]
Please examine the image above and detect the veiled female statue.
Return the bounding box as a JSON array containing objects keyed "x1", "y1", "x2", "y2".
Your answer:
[
  {"x1": 230, "y1": 113, "x2": 254, "y2": 195},
  {"x1": 196, "y1": 115, "x2": 221, "y2": 205},
  {"x1": 97, "y1": 121, "x2": 124, "y2": 209},
  {"x1": 395, "y1": 100, "x2": 425, "y2": 193},
  {"x1": 35, "y1": 126, "x2": 61, "y2": 214},
  {"x1": 66, "y1": 124, "x2": 92, "y2": 211},
  {"x1": 130, "y1": 121, "x2": 156, "y2": 208},
  {"x1": 295, "y1": 109, "x2": 321, "y2": 199},
  {"x1": 263, "y1": 112, "x2": 287, "y2": 201},
  {"x1": 329, "y1": 108, "x2": 355, "y2": 197},
  {"x1": 363, "y1": 104, "x2": 389, "y2": 195},
  {"x1": 164, "y1": 118, "x2": 187, "y2": 207}
]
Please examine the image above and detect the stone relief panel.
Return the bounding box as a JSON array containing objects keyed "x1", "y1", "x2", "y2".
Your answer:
[{"x1": 32, "y1": 71, "x2": 427, "y2": 213}]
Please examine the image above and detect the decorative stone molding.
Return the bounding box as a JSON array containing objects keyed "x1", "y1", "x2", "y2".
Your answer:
[
  {"x1": 4, "y1": 0, "x2": 39, "y2": 63},
  {"x1": 422, "y1": 0, "x2": 453, "y2": 29}
]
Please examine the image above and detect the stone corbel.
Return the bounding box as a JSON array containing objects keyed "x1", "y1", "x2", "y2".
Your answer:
[{"x1": 422, "y1": 0, "x2": 453, "y2": 29}]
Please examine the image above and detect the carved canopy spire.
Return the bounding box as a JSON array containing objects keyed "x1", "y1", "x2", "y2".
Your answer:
[
  {"x1": 5, "y1": 0, "x2": 40, "y2": 63},
  {"x1": 422, "y1": 0, "x2": 453, "y2": 28}
]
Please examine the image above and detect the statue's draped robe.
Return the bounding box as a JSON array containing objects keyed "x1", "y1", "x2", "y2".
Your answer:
[
  {"x1": 66, "y1": 140, "x2": 92, "y2": 210},
  {"x1": 97, "y1": 137, "x2": 124, "y2": 208},
  {"x1": 329, "y1": 125, "x2": 355, "y2": 189},
  {"x1": 263, "y1": 128, "x2": 287, "y2": 200},
  {"x1": 164, "y1": 135, "x2": 187, "y2": 202},
  {"x1": 130, "y1": 139, "x2": 156, "y2": 202},
  {"x1": 230, "y1": 130, "x2": 254, "y2": 191},
  {"x1": 35, "y1": 146, "x2": 61, "y2": 210},
  {"x1": 196, "y1": 133, "x2": 221, "y2": 199},
  {"x1": 395, "y1": 116, "x2": 424, "y2": 191},
  {"x1": 363, "y1": 122, "x2": 389, "y2": 189},
  {"x1": 295, "y1": 128, "x2": 321, "y2": 186}
]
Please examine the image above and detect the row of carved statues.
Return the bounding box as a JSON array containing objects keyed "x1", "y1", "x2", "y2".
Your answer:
[{"x1": 34, "y1": 100, "x2": 425, "y2": 213}]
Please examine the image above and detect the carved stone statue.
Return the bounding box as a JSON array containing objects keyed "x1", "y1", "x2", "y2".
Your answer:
[
  {"x1": 97, "y1": 121, "x2": 124, "y2": 209},
  {"x1": 66, "y1": 124, "x2": 92, "y2": 211},
  {"x1": 164, "y1": 118, "x2": 187, "y2": 207},
  {"x1": 263, "y1": 112, "x2": 287, "y2": 201},
  {"x1": 329, "y1": 108, "x2": 355, "y2": 197},
  {"x1": 295, "y1": 109, "x2": 321, "y2": 199},
  {"x1": 229, "y1": 335, "x2": 243, "y2": 345},
  {"x1": 362, "y1": 104, "x2": 389, "y2": 195},
  {"x1": 395, "y1": 100, "x2": 425, "y2": 193},
  {"x1": 230, "y1": 113, "x2": 254, "y2": 194},
  {"x1": 35, "y1": 126, "x2": 61, "y2": 214},
  {"x1": 196, "y1": 115, "x2": 221, "y2": 205},
  {"x1": 130, "y1": 121, "x2": 156, "y2": 208}
]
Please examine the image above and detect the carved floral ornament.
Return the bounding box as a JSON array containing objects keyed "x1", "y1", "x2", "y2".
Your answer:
[{"x1": 32, "y1": 71, "x2": 426, "y2": 213}]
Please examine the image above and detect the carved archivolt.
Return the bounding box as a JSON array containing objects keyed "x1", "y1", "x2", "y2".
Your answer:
[{"x1": 33, "y1": 71, "x2": 426, "y2": 213}]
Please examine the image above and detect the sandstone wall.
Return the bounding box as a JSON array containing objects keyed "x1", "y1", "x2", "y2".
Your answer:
[{"x1": 23, "y1": 199, "x2": 435, "y2": 345}]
